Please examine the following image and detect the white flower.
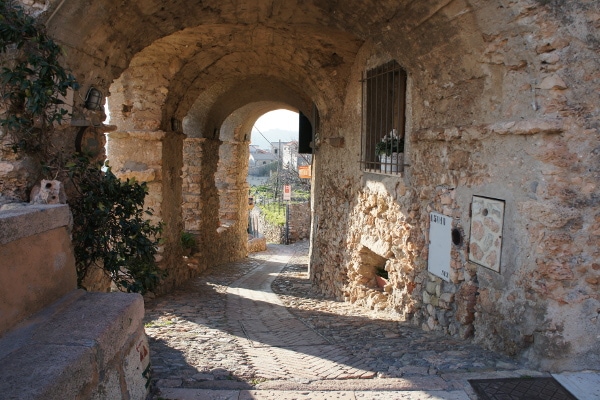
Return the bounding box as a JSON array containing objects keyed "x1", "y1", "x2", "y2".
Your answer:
[{"x1": 381, "y1": 129, "x2": 398, "y2": 142}]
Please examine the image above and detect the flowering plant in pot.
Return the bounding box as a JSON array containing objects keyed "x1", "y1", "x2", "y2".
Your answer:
[{"x1": 375, "y1": 129, "x2": 404, "y2": 172}]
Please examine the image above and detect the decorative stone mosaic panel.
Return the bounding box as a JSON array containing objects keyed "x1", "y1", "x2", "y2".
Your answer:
[{"x1": 469, "y1": 196, "x2": 505, "y2": 272}]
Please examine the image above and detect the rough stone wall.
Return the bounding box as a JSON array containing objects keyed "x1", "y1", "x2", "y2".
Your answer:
[
  {"x1": 288, "y1": 202, "x2": 311, "y2": 243},
  {"x1": 215, "y1": 140, "x2": 250, "y2": 261},
  {"x1": 253, "y1": 202, "x2": 310, "y2": 244},
  {"x1": 182, "y1": 136, "x2": 248, "y2": 269},
  {"x1": 257, "y1": 211, "x2": 284, "y2": 244},
  {"x1": 105, "y1": 129, "x2": 187, "y2": 293},
  {"x1": 310, "y1": 0, "x2": 600, "y2": 371},
  {"x1": 182, "y1": 138, "x2": 208, "y2": 235},
  {"x1": 248, "y1": 236, "x2": 267, "y2": 253},
  {"x1": 182, "y1": 138, "x2": 218, "y2": 272},
  {"x1": 107, "y1": 62, "x2": 193, "y2": 293}
]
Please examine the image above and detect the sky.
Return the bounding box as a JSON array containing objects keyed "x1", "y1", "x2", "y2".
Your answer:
[{"x1": 251, "y1": 109, "x2": 299, "y2": 149}]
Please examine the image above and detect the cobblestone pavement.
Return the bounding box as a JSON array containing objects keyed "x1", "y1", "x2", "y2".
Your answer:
[{"x1": 144, "y1": 241, "x2": 546, "y2": 399}]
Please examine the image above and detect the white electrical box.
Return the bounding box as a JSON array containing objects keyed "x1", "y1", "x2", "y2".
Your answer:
[{"x1": 428, "y1": 212, "x2": 451, "y2": 282}]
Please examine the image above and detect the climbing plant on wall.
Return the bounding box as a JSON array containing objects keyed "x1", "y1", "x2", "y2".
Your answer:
[
  {"x1": 0, "y1": 0, "x2": 78, "y2": 154},
  {"x1": 0, "y1": 1, "x2": 164, "y2": 294}
]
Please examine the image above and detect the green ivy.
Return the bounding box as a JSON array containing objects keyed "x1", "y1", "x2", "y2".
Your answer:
[
  {"x1": 180, "y1": 231, "x2": 197, "y2": 253},
  {"x1": 66, "y1": 156, "x2": 164, "y2": 294},
  {"x1": 0, "y1": 0, "x2": 78, "y2": 154}
]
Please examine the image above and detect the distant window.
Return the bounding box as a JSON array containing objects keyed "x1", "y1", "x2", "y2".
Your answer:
[
  {"x1": 262, "y1": 161, "x2": 267, "y2": 165},
  {"x1": 361, "y1": 60, "x2": 407, "y2": 174}
]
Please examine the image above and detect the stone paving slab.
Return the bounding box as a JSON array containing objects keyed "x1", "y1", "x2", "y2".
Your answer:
[
  {"x1": 256, "y1": 377, "x2": 453, "y2": 391},
  {"x1": 240, "y1": 322, "x2": 329, "y2": 347},
  {"x1": 158, "y1": 388, "x2": 239, "y2": 399},
  {"x1": 158, "y1": 388, "x2": 471, "y2": 400},
  {"x1": 553, "y1": 371, "x2": 600, "y2": 400}
]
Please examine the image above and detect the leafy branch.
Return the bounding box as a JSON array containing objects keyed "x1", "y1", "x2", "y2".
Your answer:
[
  {"x1": 63, "y1": 155, "x2": 165, "y2": 294},
  {"x1": 0, "y1": 0, "x2": 78, "y2": 154}
]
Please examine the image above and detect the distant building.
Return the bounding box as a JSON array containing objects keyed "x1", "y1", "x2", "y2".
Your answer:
[
  {"x1": 269, "y1": 140, "x2": 311, "y2": 171},
  {"x1": 249, "y1": 151, "x2": 277, "y2": 167},
  {"x1": 249, "y1": 145, "x2": 262, "y2": 154}
]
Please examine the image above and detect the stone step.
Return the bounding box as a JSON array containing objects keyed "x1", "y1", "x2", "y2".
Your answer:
[
  {"x1": 157, "y1": 376, "x2": 454, "y2": 392},
  {"x1": 0, "y1": 290, "x2": 149, "y2": 400},
  {"x1": 157, "y1": 388, "x2": 470, "y2": 400}
]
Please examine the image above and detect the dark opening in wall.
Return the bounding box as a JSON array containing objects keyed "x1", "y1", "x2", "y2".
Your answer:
[
  {"x1": 357, "y1": 245, "x2": 388, "y2": 288},
  {"x1": 452, "y1": 228, "x2": 463, "y2": 246}
]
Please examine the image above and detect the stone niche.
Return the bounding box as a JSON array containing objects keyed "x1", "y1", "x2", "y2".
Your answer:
[{"x1": 348, "y1": 245, "x2": 390, "y2": 310}]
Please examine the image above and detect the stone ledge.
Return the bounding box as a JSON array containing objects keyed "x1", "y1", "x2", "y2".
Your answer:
[
  {"x1": 0, "y1": 290, "x2": 149, "y2": 400},
  {"x1": 413, "y1": 117, "x2": 564, "y2": 142},
  {"x1": 0, "y1": 204, "x2": 71, "y2": 245},
  {"x1": 107, "y1": 130, "x2": 167, "y2": 140},
  {"x1": 248, "y1": 236, "x2": 267, "y2": 253}
]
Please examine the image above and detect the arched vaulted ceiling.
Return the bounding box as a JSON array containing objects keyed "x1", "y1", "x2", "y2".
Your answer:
[
  {"x1": 43, "y1": 0, "x2": 481, "y2": 133},
  {"x1": 145, "y1": 23, "x2": 363, "y2": 133},
  {"x1": 105, "y1": 21, "x2": 362, "y2": 133},
  {"x1": 45, "y1": 0, "x2": 419, "y2": 73}
]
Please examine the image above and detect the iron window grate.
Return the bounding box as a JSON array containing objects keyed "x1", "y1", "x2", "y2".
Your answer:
[{"x1": 360, "y1": 60, "x2": 407, "y2": 175}]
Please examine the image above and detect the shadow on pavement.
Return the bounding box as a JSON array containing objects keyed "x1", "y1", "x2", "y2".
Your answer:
[{"x1": 144, "y1": 245, "x2": 525, "y2": 391}]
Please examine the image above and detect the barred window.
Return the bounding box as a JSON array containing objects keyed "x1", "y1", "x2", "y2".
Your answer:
[{"x1": 360, "y1": 61, "x2": 407, "y2": 174}]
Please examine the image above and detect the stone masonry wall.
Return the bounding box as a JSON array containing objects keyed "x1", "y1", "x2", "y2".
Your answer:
[
  {"x1": 106, "y1": 129, "x2": 187, "y2": 294},
  {"x1": 182, "y1": 138, "x2": 208, "y2": 235},
  {"x1": 182, "y1": 137, "x2": 248, "y2": 269},
  {"x1": 182, "y1": 137, "x2": 219, "y2": 271},
  {"x1": 258, "y1": 211, "x2": 284, "y2": 244},
  {"x1": 311, "y1": 0, "x2": 599, "y2": 371},
  {"x1": 288, "y1": 202, "x2": 311, "y2": 243},
  {"x1": 255, "y1": 203, "x2": 310, "y2": 244},
  {"x1": 214, "y1": 140, "x2": 250, "y2": 262}
]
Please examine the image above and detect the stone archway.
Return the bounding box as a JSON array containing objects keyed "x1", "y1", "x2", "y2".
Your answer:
[{"x1": 102, "y1": 23, "x2": 332, "y2": 288}]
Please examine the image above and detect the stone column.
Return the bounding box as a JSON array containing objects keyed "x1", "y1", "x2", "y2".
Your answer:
[
  {"x1": 215, "y1": 140, "x2": 250, "y2": 261},
  {"x1": 106, "y1": 129, "x2": 184, "y2": 292}
]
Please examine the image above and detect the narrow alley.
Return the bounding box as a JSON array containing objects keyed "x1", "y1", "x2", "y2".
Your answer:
[{"x1": 144, "y1": 243, "x2": 546, "y2": 400}]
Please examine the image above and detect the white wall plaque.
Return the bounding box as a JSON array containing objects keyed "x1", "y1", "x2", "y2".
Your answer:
[
  {"x1": 469, "y1": 196, "x2": 505, "y2": 272},
  {"x1": 428, "y1": 212, "x2": 451, "y2": 282}
]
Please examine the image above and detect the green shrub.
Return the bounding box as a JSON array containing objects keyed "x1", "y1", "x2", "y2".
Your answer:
[
  {"x1": 260, "y1": 203, "x2": 286, "y2": 226},
  {"x1": 68, "y1": 157, "x2": 164, "y2": 294},
  {"x1": 181, "y1": 231, "x2": 196, "y2": 251}
]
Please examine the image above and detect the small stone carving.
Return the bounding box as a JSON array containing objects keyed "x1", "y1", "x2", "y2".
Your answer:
[{"x1": 30, "y1": 180, "x2": 67, "y2": 204}]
